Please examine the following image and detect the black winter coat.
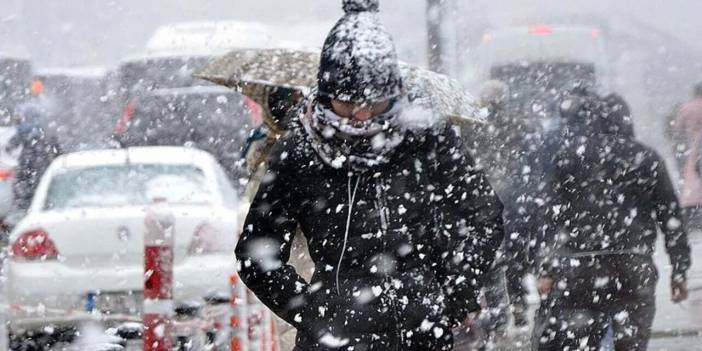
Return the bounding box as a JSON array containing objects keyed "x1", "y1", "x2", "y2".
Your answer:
[
  {"x1": 539, "y1": 127, "x2": 691, "y2": 282},
  {"x1": 10, "y1": 128, "x2": 61, "y2": 210},
  {"x1": 235, "y1": 119, "x2": 504, "y2": 350}
]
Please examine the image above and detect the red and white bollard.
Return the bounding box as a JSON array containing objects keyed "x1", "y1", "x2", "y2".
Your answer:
[
  {"x1": 261, "y1": 304, "x2": 274, "y2": 351},
  {"x1": 247, "y1": 290, "x2": 264, "y2": 351},
  {"x1": 143, "y1": 199, "x2": 175, "y2": 351},
  {"x1": 230, "y1": 273, "x2": 249, "y2": 351},
  {"x1": 269, "y1": 318, "x2": 280, "y2": 351},
  {"x1": 0, "y1": 256, "x2": 7, "y2": 351}
]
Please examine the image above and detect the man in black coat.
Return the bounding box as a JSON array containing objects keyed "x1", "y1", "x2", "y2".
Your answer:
[
  {"x1": 8, "y1": 103, "x2": 61, "y2": 211},
  {"x1": 235, "y1": 1, "x2": 505, "y2": 350},
  {"x1": 532, "y1": 90, "x2": 691, "y2": 351}
]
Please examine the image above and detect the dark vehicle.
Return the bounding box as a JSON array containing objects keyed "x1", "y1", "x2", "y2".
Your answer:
[
  {"x1": 117, "y1": 54, "x2": 211, "y2": 93},
  {"x1": 117, "y1": 86, "x2": 252, "y2": 184},
  {"x1": 109, "y1": 54, "x2": 215, "y2": 139},
  {"x1": 33, "y1": 67, "x2": 112, "y2": 151},
  {"x1": 468, "y1": 25, "x2": 610, "y2": 131},
  {"x1": 0, "y1": 57, "x2": 32, "y2": 124}
]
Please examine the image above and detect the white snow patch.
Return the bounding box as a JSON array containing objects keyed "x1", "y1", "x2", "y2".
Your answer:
[
  {"x1": 433, "y1": 326, "x2": 444, "y2": 338},
  {"x1": 594, "y1": 276, "x2": 610, "y2": 288},
  {"x1": 419, "y1": 319, "x2": 435, "y2": 332},
  {"x1": 331, "y1": 155, "x2": 347, "y2": 169},
  {"x1": 614, "y1": 311, "x2": 629, "y2": 323},
  {"x1": 667, "y1": 217, "x2": 682, "y2": 230},
  {"x1": 397, "y1": 205, "x2": 407, "y2": 215},
  {"x1": 319, "y1": 333, "x2": 350, "y2": 348},
  {"x1": 576, "y1": 145, "x2": 586, "y2": 156}
]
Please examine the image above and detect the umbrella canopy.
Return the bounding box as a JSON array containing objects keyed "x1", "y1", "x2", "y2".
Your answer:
[
  {"x1": 194, "y1": 48, "x2": 483, "y2": 129},
  {"x1": 194, "y1": 48, "x2": 316, "y2": 104}
]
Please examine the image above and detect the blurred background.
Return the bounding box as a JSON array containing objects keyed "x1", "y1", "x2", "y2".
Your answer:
[{"x1": 2, "y1": 0, "x2": 702, "y2": 152}]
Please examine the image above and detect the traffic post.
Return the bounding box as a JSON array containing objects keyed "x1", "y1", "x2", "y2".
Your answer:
[
  {"x1": 0, "y1": 248, "x2": 8, "y2": 351},
  {"x1": 143, "y1": 199, "x2": 175, "y2": 351},
  {"x1": 230, "y1": 273, "x2": 249, "y2": 351},
  {"x1": 247, "y1": 290, "x2": 263, "y2": 351}
]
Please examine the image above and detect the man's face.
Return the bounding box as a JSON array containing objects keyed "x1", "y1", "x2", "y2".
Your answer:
[{"x1": 331, "y1": 99, "x2": 392, "y2": 122}]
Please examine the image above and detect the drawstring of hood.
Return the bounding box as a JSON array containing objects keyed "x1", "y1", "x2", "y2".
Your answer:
[{"x1": 336, "y1": 174, "x2": 361, "y2": 296}]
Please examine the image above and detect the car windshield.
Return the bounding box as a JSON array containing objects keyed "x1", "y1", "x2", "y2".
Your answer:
[{"x1": 44, "y1": 164, "x2": 212, "y2": 210}]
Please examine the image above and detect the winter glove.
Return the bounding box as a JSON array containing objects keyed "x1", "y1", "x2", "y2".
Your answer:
[{"x1": 671, "y1": 279, "x2": 689, "y2": 303}]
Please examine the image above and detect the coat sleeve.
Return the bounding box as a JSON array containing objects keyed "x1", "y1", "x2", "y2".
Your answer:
[
  {"x1": 651, "y1": 155, "x2": 692, "y2": 283},
  {"x1": 234, "y1": 135, "x2": 311, "y2": 329},
  {"x1": 431, "y1": 125, "x2": 505, "y2": 322}
]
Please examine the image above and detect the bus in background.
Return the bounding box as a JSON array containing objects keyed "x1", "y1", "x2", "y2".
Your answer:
[{"x1": 464, "y1": 25, "x2": 610, "y2": 131}]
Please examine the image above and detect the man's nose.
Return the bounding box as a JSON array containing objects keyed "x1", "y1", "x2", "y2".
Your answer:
[{"x1": 352, "y1": 108, "x2": 373, "y2": 122}]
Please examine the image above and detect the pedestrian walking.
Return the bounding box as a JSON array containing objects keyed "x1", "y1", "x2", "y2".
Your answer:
[
  {"x1": 471, "y1": 80, "x2": 536, "y2": 332},
  {"x1": 673, "y1": 83, "x2": 702, "y2": 227},
  {"x1": 532, "y1": 90, "x2": 691, "y2": 351},
  {"x1": 235, "y1": 1, "x2": 505, "y2": 349},
  {"x1": 8, "y1": 103, "x2": 62, "y2": 211}
]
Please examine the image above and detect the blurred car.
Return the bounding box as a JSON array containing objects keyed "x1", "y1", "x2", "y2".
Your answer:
[
  {"x1": 116, "y1": 86, "x2": 253, "y2": 184},
  {"x1": 5, "y1": 146, "x2": 240, "y2": 332},
  {"x1": 108, "y1": 53, "x2": 218, "y2": 139},
  {"x1": 109, "y1": 20, "x2": 285, "y2": 130},
  {"x1": 0, "y1": 57, "x2": 32, "y2": 124},
  {"x1": 117, "y1": 53, "x2": 213, "y2": 94},
  {"x1": 32, "y1": 67, "x2": 112, "y2": 151},
  {"x1": 466, "y1": 25, "x2": 610, "y2": 129}
]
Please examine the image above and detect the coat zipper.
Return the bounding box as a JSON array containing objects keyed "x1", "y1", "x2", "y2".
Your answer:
[{"x1": 337, "y1": 174, "x2": 361, "y2": 296}]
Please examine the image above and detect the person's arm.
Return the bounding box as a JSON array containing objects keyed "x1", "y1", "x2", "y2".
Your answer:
[
  {"x1": 531, "y1": 144, "x2": 570, "y2": 292},
  {"x1": 652, "y1": 156, "x2": 691, "y2": 286},
  {"x1": 6, "y1": 132, "x2": 22, "y2": 152},
  {"x1": 235, "y1": 135, "x2": 312, "y2": 328},
  {"x1": 431, "y1": 125, "x2": 505, "y2": 324}
]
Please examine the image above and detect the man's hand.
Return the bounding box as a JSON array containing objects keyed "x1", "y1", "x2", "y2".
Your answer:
[
  {"x1": 465, "y1": 310, "x2": 481, "y2": 324},
  {"x1": 454, "y1": 310, "x2": 481, "y2": 334},
  {"x1": 537, "y1": 276, "x2": 554, "y2": 296},
  {"x1": 671, "y1": 280, "x2": 689, "y2": 303}
]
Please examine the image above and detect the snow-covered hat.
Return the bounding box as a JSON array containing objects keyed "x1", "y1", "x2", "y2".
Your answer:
[{"x1": 317, "y1": 0, "x2": 403, "y2": 104}]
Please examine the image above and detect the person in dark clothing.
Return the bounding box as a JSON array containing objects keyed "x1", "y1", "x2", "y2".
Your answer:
[
  {"x1": 470, "y1": 80, "x2": 538, "y2": 332},
  {"x1": 235, "y1": 1, "x2": 505, "y2": 350},
  {"x1": 7, "y1": 103, "x2": 62, "y2": 211},
  {"x1": 532, "y1": 90, "x2": 691, "y2": 351}
]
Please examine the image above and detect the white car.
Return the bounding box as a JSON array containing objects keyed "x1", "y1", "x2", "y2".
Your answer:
[{"x1": 5, "y1": 146, "x2": 240, "y2": 330}]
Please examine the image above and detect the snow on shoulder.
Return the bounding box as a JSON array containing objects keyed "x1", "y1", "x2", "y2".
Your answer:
[{"x1": 397, "y1": 101, "x2": 446, "y2": 132}]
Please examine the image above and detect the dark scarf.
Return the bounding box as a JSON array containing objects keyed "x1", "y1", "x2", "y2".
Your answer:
[{"x1": 300, "y1": 97, "x2": 406, "y2": 171}]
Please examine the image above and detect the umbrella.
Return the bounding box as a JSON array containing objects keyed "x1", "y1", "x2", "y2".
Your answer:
[{"x1": 194, "y1": 48, "x2": 484, "y2": 129}]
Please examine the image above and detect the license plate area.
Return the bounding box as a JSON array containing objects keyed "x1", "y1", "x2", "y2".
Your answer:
[{"x1": 86, "y1": 290, "x2": 143, "y2": 316}]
